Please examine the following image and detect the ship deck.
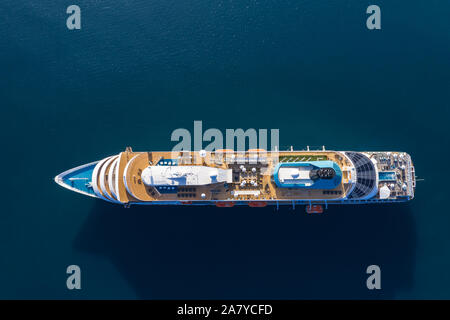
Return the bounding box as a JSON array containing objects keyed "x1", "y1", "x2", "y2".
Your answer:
[
  {"x1": 56, "y1": 147, "x2": 415, "y2": 204},
  {"x1": 118, "y1": 150, "x2": 354, "y2": 203}
]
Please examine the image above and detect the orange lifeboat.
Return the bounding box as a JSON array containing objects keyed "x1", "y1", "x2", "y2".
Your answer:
[
  {"x1": 216, "y1": 201, "x2": 235, "y2": 207},
  {"x1": 248, "y1": 201, "x2": 268, "y2": 208},
  {"x1": 306, "y1": 205, "x2": 323, "y2": 214}
]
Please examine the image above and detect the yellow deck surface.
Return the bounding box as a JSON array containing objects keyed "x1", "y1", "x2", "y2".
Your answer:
[{"x1": 109, "y1": 149, "x2": 354, "y2": 204}]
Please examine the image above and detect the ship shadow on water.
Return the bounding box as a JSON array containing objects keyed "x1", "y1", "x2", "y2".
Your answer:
[{"x1": 75, "y1": 201, "x2": 416, "y2": 299}]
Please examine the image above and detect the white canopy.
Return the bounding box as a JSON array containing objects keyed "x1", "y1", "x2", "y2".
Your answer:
[
  {"x1": 141, "y1": 165, "x2": 232, "y2": 186},
  {"x1": 278, "y1": 166, "x2": 314, "y2": 186}
]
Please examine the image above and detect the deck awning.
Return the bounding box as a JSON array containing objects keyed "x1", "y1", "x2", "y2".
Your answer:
[
  {"x1": 141, "y1": 165, "x2": 232, "y2": 186},
  {"x1": 273, "y1": 160, "x2": 342, "y2": 189}
]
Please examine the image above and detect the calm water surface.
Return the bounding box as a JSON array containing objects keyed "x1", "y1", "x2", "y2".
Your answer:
[{"x1": 0, "y1": 1, "x2": 449, "y2": 299}]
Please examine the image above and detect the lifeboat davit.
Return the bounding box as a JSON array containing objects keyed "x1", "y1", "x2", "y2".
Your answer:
[
  {"x1": 248, "y1": 201, "x2": 268, "y2": 208},
  {"x1": 216, "y1": 201, "x2": 235, "y2": 207},
  {"x1": 306, "y1": 205, "x2": 324, "y2": 214}
]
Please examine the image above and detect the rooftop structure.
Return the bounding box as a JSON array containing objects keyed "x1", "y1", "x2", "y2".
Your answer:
[{"x1": 273, "y1": 160, "x2": 342, "y2": 189}]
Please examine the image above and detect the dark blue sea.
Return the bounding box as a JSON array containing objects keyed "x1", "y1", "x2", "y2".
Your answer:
[{"x1": 1, "y1": 1, "x2": 449, "y2": 299}]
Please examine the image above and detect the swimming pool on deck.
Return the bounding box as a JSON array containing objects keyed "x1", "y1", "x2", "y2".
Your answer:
[{"x1": 379, "y1": 171, "x2": 396, "y2": 181}]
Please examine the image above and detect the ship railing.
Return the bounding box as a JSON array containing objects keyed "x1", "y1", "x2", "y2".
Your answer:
[
  {"x1": 276, "y1": 198, "x2": 409, "y2": 205},
  {"x1": 405, "y1": 157, "x2": 415, "y2": 197},
  {"x1": 277, "y1": 145, "x2": 332, "y2": 152}
]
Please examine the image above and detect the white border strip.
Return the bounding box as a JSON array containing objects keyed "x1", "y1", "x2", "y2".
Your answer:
[
  {"x1": 100, "y1": 156, "x2": 120, "y2": 203},
  {"x1": 91, "y1": 156, "x2": 114, "y2": 202},
  {"x1": 108, "y1": 158, "x2": 119, "y2": 200}
]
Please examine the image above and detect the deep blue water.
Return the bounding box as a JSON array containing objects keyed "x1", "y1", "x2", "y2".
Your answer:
[{"x1": 0, "y1": 1, "x2": 449, "y2": 299}]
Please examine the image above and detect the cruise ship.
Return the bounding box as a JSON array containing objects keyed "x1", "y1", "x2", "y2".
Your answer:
[{"x1": 54, "y1": 147, "x2": 415, "y2": 212}]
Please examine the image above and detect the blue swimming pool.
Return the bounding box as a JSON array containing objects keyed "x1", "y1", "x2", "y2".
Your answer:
[{"x1": 379, "y1": 171, "x2": 396, "y2": 181}]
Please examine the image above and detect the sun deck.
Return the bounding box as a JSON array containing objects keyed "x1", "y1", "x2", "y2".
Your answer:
[{"x1": 117, "y1": 150, "x2": 354, "y2": 203}]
